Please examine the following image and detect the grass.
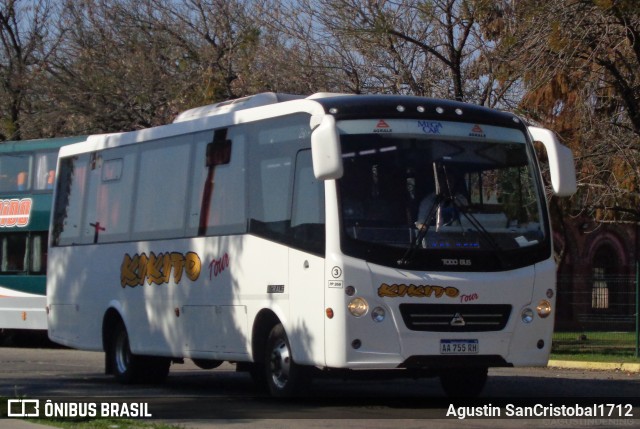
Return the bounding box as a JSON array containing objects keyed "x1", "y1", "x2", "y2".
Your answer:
[
  {"x1": 27, "y1": 418, "x2": 181, "y2": 429},
  {"x1": 549, "y1": 353, "x2": 640, "y2": 363},
  {"x1": 551, "y1": 331, "x2": 640, "y2": 362}
]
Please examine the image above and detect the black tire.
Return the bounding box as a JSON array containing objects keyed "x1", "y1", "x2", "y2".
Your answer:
[
  {"x1": 110, "y1": 321, "x2": 170, "y2": 384},
  {"x1": 243, "y1": 362, "x2": 268, "y2": 391},
  {"x1": 439, "y1": 367, "x2": 488, "y2": 398},
  {"x1": 264, "y1": 324, "x2": 309, "y2": 397}
]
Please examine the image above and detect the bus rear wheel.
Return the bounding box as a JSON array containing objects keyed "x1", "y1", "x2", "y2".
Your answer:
[
  {"x1": 439, "y1": 367, "x2": 488, "y2": 398},
  {"x1": 110, "y1": 321, "x2": 170, "y2": 384},
  {"x1": 264, "y1": 324, "x2": 309, "y2": 397}
]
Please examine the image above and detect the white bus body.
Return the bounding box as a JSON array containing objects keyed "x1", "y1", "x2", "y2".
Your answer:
[{"x1": 47, "y1": 93, "x2": 575, "y2": 397}]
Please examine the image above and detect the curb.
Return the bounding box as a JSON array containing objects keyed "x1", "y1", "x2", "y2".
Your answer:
[{"x1": 548, "y1": 359, "x2": 640, "y2": 372}]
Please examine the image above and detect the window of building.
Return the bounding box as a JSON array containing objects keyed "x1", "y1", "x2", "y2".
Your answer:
[{"x1": 591, "y1": 245, "x2": 617, "y2": 311}]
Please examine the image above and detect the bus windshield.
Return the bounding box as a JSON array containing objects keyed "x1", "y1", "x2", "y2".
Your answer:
[{"x1": 337, "y1": 119, "x2": 547, "y2": 271}]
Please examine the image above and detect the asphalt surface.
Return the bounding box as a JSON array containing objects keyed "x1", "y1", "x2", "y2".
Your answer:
[{"x1": 2, "y1": 345, "x2": 640, "y2": 429}]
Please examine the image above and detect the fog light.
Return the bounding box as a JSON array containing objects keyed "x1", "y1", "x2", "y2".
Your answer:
[
  {"x1": 371, "y1": 307, "x2": 386, "y2": 322},
  {"x1": 546, "y1": 288, "x2": 554, "y2": 299},
  {"x1": 345, "y1": 285, "x2": 356, "y2": 296},
  {"x1": 521, "y1": 308, "x2": 534, "y2": 324},
  {"x1": 348, "y1": 297, "x2": 369, "y2": 317},
  {"x1": 536, "y1": 300, "x2": 552, "y2": 318},
  {"x1": 352, "y1": 339, "x2": 362, "y2": 349},
  {"x1": 537, "y1": 339, "x2": 545, "y2": 349}
]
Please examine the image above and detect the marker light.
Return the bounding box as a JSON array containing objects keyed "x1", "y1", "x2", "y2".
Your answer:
[
  {"x1": 521, "y1": 308, "x2": 534, "y2": 324},
  {"x1": 348, "y1": 297, "x2": 369, "y2": 317},
  {"x1": 536, "y1": 300, "x2": 552, "y2": 318},
  {"x1": 326, "y1": 308, "x2": 334, "y2": 319},
  {"x1": 371, "y1": 307, "x2": 386, "y2": 322}
]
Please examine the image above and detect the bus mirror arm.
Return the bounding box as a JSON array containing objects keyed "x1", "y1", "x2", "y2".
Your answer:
[
  {"x1": 527, "y1": 126, "x2": 577, "y2": 197},
  {"x1": 311, "y1": 114, "x2": 343, "y2": 180}
]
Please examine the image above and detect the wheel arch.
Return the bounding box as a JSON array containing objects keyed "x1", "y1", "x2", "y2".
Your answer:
[
  {"x1": 102, "y1": 305, "x2": 125, "y2": 375},
  {"x1": 251, "y1": 308, "x2": 281, "y2": 364}
]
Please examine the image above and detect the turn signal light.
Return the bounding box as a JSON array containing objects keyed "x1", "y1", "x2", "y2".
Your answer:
[{"x1": 536, "y1": 300, "x2": 552, "y2": 318}]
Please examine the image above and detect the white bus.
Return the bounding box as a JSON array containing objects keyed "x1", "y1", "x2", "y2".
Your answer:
[{"x1": 47, "y1": 93, "x2": 576, "y2": 397}]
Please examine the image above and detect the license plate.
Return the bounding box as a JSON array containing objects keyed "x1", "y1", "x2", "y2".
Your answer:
[{"x1": 440, "y1": 339, "x2": 478, "y2": 354}]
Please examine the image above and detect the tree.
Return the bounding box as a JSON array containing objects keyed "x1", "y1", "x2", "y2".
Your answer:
[
  {"x1": 0, "y1": 0, "x2": 60, "y2": 140},
  {"x1": 41, "y1": 0, "x2": 266, "y2": 133},
  {"x1": 42, "y1": 0, "x2": 199, "y2": 133},
  {"x1": 257, "y1": 0, "x2": 520, "y2": 106},
  {"x1": 499, "y1": 0, "x2": 640, "y2": 223}
]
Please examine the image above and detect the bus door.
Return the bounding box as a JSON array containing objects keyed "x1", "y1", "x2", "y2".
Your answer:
[{"x1": 288, "y1": 149, "x2": 326, "y2": 366}]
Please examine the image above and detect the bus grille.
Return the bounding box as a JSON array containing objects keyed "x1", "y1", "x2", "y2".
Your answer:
[{"x1": 399, "y1": 304, "x2": 512, "y2": 332}]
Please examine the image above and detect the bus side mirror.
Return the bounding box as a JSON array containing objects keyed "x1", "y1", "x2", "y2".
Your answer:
[
  {"x1": 528, "y1": 126, "x2": 577, "y2": 197},
  {"x1": 311, "y1": 114, "x2": 343, "y2": 180}
]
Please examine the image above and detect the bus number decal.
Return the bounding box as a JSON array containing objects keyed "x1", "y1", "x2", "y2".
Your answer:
[
  {"x1": 377, "y1": 283, "x2": 459, "y2": 299},
  {"x1": 120, "y1": 251, "x2": 201, "y2": 287},
  {"x1": 0, "y1": 198, "x2": 32, "y2": 227}
]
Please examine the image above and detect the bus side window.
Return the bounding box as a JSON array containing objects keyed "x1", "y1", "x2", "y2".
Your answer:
[
  {"x1": 290, "y1": 149, "x2": 325, "y2": 254},
  {"x1": 187, "y1": 129, "x2": 246, "y2": 237},
  {"x1": 30, "y1": 232, "x2": 47, "y2": 273},
  {"x1": 0, "y1": 154, "x2": 30, "y2": 193},
  {"x1": 84, "y1": 149, "x2": 135, "y2": 243},
  {"x1": 53, "y1": 155, "x2": 90, "y2": 246},
  {"x1": 246, "y1": 113, "x2": 316, "y2": 248},
  {"x1": 34, "y1": 152, "x2": 57, "y2": 190},
  {"x1": 0, "y1": 234, "x2": 27, "y2": 273},
  {"x1": 133, "y1": 138, "x2": 191, "y2": 240}
]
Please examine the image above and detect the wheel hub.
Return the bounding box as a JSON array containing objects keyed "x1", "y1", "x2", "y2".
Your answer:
[{"x1": 269, "y1": 339, "x2": 291, "y2": 389}]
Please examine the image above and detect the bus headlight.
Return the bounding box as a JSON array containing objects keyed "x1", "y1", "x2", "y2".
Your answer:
[
  {"x1": 348, "y1": 297, "x2": 369, "y2": 317},
  {"x1": 536, "y1": 300, "x2": 552, "y2": 318},
  {"x1": 371, "y1": 306, "x2": 386, "y2": 322}
]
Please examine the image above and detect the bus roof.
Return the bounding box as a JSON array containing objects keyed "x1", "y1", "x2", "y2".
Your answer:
[
  {"x1": 57, "y1": 93, "x2": 526, "y2": 158},
  {"x1": 0, "y1": 136, "x2": 87, "y2": 153},
  {"x1": 60, "y1": 96, "x2": 329, "y2": 157}
]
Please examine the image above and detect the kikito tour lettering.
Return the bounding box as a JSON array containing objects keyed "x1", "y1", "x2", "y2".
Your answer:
[
  {"x1": 378, "y1": 283, "x2": 460, "y2": 299},
  {"x1": 121, "y1": 251, "x2": 201, "y2": 287}
]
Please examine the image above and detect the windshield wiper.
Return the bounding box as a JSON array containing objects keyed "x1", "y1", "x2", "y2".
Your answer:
[
  {"x1": 448, "y1": 197, "x2": 509, "y2": 266},
  {"x1": 397, "y1": 193, "x2": 443, "y2": 266}
]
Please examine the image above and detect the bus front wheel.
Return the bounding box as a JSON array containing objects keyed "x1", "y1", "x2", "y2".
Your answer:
[
  {"x1": 110, "y1": 321, "x2": 170, "y2": 384},
  {"x1": 439, "y1": 367, "x2": 488, "y2": 398},
  {"x1": 264, "y1": 324, "x2": 308, "y2": 397}
]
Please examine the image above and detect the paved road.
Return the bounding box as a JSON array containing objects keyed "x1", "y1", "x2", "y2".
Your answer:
[{"x1": 2, "y1": 346, "x2": 640, "y2": 428}]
